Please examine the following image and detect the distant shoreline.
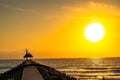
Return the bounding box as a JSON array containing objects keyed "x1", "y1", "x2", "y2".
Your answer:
[{"x1": 0, "y1": 57, "x2": 120, "y2": 60}]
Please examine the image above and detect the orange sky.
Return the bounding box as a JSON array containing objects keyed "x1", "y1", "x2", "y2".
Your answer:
[{"x1": 0, "y1": 0, "x2": 120, "y2": 59}]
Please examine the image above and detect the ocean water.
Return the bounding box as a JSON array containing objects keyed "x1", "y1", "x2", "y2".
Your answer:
[{"x1": 0, "y1": 58, "x2": 120, "y2": 80}]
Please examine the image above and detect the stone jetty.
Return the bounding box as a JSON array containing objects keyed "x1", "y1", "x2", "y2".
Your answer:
[{"x1": 0, "y1": 50, "x2": 76, "y2": 80}]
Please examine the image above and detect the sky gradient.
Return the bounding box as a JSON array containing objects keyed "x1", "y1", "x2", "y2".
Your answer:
[{"x1": 0, "y1": 0, "x2": 120, "y2": 59}]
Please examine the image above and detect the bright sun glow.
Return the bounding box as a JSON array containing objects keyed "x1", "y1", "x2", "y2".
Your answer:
[{"x1": 84, "y1": 23, "x2": 105, "y2": 42}]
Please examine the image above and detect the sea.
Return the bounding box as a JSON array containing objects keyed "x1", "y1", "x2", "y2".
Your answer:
[{"x1": 0, "y1": 58, "x2": 120, "y2": 80}]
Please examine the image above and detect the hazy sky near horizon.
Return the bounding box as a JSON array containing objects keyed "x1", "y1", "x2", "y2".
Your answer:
[{"x1": 0, "y1": 0, "x2": 120, "y2": 58}]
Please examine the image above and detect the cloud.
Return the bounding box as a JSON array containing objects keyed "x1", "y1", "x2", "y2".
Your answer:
[
  {"x1": 62, "y1": 1, "x2": 120, "y2": 19},
  {"x1": 89, "y1": 1, "x2": 116, "y2": 10},
  {"x1": 91, "y1": 0, "x2": 120, "y2": 7},
  {"x1": 88, "y1": 1, "x2": 120, "y2": 17},
  {"x1": 0, "y1": 3, "x2": 36, "y2": 13}
]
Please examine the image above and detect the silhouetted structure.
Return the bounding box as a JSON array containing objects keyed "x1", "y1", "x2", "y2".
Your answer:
[{"x1": 23, "y1": 49, "x2": 33, "y2": 60}]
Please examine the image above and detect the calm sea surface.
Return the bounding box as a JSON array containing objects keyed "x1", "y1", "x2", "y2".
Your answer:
[{"x1": 0, "y1": 58, "x2": 120, "y2": 80}]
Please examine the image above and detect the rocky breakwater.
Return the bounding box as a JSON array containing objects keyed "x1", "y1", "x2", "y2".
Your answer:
[{"x1": 0, "y1": 60, "x2": 76, "y2": 80}]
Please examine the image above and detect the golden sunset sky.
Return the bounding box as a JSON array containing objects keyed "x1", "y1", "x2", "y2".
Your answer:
[{"x1": 0, "y1": 0, "x2": 120, "y2": 59}]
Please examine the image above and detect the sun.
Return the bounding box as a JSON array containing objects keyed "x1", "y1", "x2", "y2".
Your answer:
[{"x1": 84, "y1": 23, "x2": 105, "y2": 42}]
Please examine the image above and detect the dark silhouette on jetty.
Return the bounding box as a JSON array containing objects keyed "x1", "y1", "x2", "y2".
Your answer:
[
  {"x1": 0, "y1": 50, "x2": 76, "y2": 80},
  {"x1": 23, "y1": 49, "x2": 33, "y2": 60}
]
